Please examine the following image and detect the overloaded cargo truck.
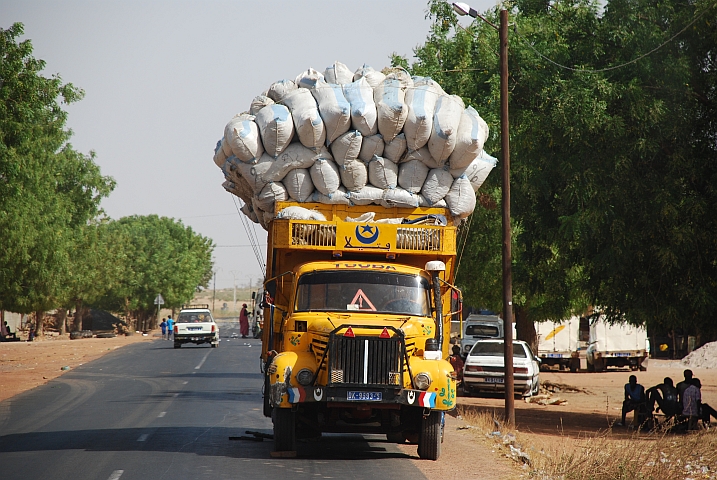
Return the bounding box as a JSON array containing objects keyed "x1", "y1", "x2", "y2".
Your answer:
[
  {"x1": 586, "y1": 317, "x2": 649, "y2": 372},
  {"x1": 260, "y1": 201, "x2": 461, "y2": 460},
  {"x1": 535, "y1": 317, "x2": 580, "y2": 372}
]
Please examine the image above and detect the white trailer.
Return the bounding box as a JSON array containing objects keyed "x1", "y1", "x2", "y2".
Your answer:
[
  {"x1": 536, "y1": 317, "x2": 581, "y2": 372},
  {"x1": 586, "y1": 318, "x2": 649, "y2": 372}
]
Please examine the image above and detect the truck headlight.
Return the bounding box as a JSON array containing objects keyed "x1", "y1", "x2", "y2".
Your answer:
[
  {"x1": 296, "y1": 368, "x2": 314, "y2": 386},
  {"x1": 414, "y1": 372, "x2": 432, "y2": 390}
]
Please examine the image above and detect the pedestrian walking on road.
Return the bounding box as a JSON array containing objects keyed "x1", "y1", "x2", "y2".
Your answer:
[
  {"x1": 239, "y1": 304, "x2": 249, "y2": 338},
  {"x1": 167, "y1": 315, "x2": 174, "y2": 341},
  {"x1": 160, "y1": 318, "x2": 167, "y2": 340}
]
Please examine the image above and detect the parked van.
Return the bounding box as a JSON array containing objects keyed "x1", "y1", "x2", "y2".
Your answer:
[
  {"x1": 536, "y1": 317, "x2": 580, "y2": 372},
  {"x1": 586, "y1": 317, "x2": 649, "y2": 372},
  {"x1": 459, "y1": 314, "x2": 505, "y2": 356}
]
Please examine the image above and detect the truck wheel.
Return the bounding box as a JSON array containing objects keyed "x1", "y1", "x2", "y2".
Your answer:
[
  {"x1": 594, "y1": 358, "x2": 605, "y2": 373},
  {"x1": 174, "y1": 342, "x2": 181, "y2": 349},
  {"x1": 211, "y1": 342, "x2": 217, "y2": 348},
  {"x1": 417, "y1": 411, "x2": 442, "y2": 460},
  {"x1": 569, "y1": 358, "x2": 580, "y2": 373},
  {"x1": 263, "y1": 375, "x2": 272, "y2": 418},
  {"x1": 272, "y1": 407, "x2": 296, "y2": 453}
]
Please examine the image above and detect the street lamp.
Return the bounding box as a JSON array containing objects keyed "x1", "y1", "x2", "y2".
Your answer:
[{"x1": 453, "y1": 2, "x2": 515, "y2": 426}]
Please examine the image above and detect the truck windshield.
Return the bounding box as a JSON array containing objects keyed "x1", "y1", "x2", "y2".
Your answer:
[{"x1": 295, "y1": 271, "x2": 431, "y2": 316}]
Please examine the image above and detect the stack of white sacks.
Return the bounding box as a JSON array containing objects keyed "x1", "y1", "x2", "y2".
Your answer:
[{"x1": 213, "y1": 62, "x2": 496, "y2": 230}]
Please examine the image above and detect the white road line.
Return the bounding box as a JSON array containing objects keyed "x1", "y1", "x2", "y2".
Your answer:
[
  {"x1": 173, "y1": 393, "x2": 179, "y2": 397},
  {"x1": 137, "y1": 434, "x2": 149, "y2": 442},
  {"x1": 195, "y1": 350, "x2": 212, "y2": 370},
  {"x1": 107, "y1": 471, "x2": 124, "y2": 480},
  {"x1": 183, "y1": 381, "x2": 188, "y2": 385},
  {"x1": 158, "y1": 412, "x2": 166, "y2": 417}
]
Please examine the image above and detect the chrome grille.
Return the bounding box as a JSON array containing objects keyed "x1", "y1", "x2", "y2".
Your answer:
[
  {"x1": 396, "y1": 227, "x2": 440, "y2": 251},
  {"x1": 329, "y1": 336, "x2": 402, "y2": 386}
]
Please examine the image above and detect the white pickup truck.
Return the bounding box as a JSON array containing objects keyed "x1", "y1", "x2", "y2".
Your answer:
[{"x1": 173, "y1": 304, "x2": 219, "y2": 348}]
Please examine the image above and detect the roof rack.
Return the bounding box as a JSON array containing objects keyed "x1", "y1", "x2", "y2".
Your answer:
[{"x1": 181, "y1": 304, "x2": 210, "y2": 310}]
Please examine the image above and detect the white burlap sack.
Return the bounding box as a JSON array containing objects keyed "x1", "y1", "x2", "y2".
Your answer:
[
  {"x1": 374, "y1": 79, "x2": 408, "y2": 142},
  {"x1": 383, "y1": 133, "x2": 407, "y2": 163},
  {"x1": 450, "y1": 150, "x2": 497, "y2": 192},
  {"x1": 224, "y1": 115, "x2": 264, "y2": 163},
  {"x1": 232, "y1": 153, "x2": 274, "y2": 194},
  {"x1": 353, "y1": 64, "x2": 386, "y2": 88},
  {"x1": 404, "y1": 82, "x2": 440, "y2": 151},
  {"x1": 311, "y1": 80, "x2": 351, "y2": 144},
  {"x1": 221, "y1": 134, "x2": 233, "y2": 158},
  {"x1": 240, "y1": 202, "x2": 260, "y2": 224},
  {"x1": 310, "y1": 157, "x2": 341, "y2": 195},
  {"x1": 413, "y1": 76, "x2": 446, "y2": 97},
  {"x1": 421, "y1": 167, "x2": 453, "y2": 204},
  {"x1": 312, "y1": 185, "x2": 351, "y2": 205},
  {"x1": 381, "y1": 187, "x2": 420, "y2": 208},
  {"x1": 282, "y1": 88, "x2": 325, "y2": 150},
  {"x1": 445, "y1": 176, "x2": 476, "y2": 219},
  {"x1": 214, "y1": 138, "x2": 228, "y2": 168},
  {"x1": 267, "y1": 79, "x2": 297, "y2": 102},
  {"x1": 330, "y1": 130, "x2": 363, "y2": 166},
  {"x1": 342, "y1": 77, "x2": 378, "y2": 136},
  {"x1": 402, "y1": 146, "x2": 441, "y2": 168},
  {"x1": 324, "y1": 61, "x2": 354, "y2": 85},
  {"x1": 251, "y1": 197, "x2": 268, "y2": 229},
  {"x1": 367, "y1": 155, "x2": 398, "y2": 189},
  {"x1": 254, "y1": 181, "x2": 288, "y2": 212},
  {"x1": 398, "y1": 159, "x2": 430, "y2": 193},
  {"x1": 255, "y1": 104, "x2": 295, "y2": 158},
  {"x1": 339, "y1": 159, "x2": 368, "y2": 192},
  {"x1": 428, "y1": 95, "x2": 465, "y2": 163},
  {"x1": 358, "y1": 134, "x2": 385, "y2": 162},
  {"x1": 283, "y1": 168, "x2": 315, "y2": 202},
  {"x1": 448, "y1": 106, "x2": 489, "y2": 170},
  {"x1": 347, "y1": 185, "x2": 384, "y2": 205},
  {"x1": 265, "y1": 143, "x2": 325, "y2": 182},
  {"x1": 384, "y1": 67, "x2": 414, "y2": 90},
  {"x1": 417, "y1": 195, "x2": 448, "y2": 208},
  {"x1": 276, "y1": 205, "x2": 327, "y2": 221},
  {"x1": 250, "y1": 95, "x2": 274, "y2": 115},
  {"x1": 295, "y1": 67, "x2": 325, "y2": 89}
]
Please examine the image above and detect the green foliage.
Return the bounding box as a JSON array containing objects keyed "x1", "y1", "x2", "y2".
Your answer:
[
  {"x1": 400, "y1": 0, "x2": 717, "y2": 334},
  {"x1": 0, "y1": 23, "x2": 114, "y2": 314},
  {"x1": 96, "y1": 215, "x2": 214, "y2": 318}
]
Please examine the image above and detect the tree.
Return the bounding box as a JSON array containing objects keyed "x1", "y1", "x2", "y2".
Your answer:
[
  {"x1": 96, "y1": 215, "x2": 214, "y2": 330},
  {"x1": 0, "y1": 23, "x2": 114, "y2": 334}
]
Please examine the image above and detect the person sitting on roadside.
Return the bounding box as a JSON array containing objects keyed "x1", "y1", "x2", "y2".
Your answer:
[
  {"x1": 646, "y1": 377, "x2": 680, "y2": 419},
  {"x1": 683, "y1": 377, "x2": 703, "y2": 430},
  {"x1": 448, "y1": 345, "x2": 464, "y2": 383},
  {"x1": 618, "y1": 374, "x2": 646, "y2": 426},
  {"x1": 676, "y1": 369, "x2": 694, "y2": 405},
  {"x1": 687, "y1": 378, "x2": 717, "y2": 428}
]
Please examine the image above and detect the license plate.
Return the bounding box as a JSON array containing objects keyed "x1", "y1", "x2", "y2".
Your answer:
[
  {"x1": 187, "y1": 327, "x2": 202, "y2": 331},
  {"x1": 347, "y1": 391, "x2": 382, "y2": 401},
  {"x1": 547, "y1": 353, "x2": 563, "y2": 358},
  {"x1": 485, "y1": 377, "x2": 504, "y2": 384},
  {"x1": 613, "y1": 353, "x2": 630, "y2": 357}
]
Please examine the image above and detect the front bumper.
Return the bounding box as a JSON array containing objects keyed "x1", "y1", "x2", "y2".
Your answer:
[{"x1": 270, "y1": 384, "x2": 446, "y2": 410}]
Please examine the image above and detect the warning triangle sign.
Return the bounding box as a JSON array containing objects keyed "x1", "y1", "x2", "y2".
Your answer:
[{"x1": 350, "y1": 289, "x2": 376, "y2": 311}]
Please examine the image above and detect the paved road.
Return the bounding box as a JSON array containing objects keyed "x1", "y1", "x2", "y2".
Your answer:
[{"x1": 0, "y1": 320, "x2": 426, "y2": 479}]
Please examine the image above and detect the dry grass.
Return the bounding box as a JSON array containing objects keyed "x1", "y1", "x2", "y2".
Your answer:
[{"x1": 459, "y1": 406, "x2": 717, "y2": 480}]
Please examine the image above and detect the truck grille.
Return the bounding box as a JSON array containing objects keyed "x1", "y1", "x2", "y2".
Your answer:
[
  {"x1": 396, "y1": 227, "x2": 440, "y2": 251},
  {"x1": 329, "y1": 336, "x2": 402, "y2": 386}
]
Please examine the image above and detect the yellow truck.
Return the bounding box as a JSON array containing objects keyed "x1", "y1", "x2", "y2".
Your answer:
[{"x1": 260, "y1": 201, "x2": 461, "y2": 460}]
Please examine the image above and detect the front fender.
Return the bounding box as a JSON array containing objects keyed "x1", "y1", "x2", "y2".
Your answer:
[
  {"x1": 268, "y1": 351, "x2": 316, "y2": 408},
  {"x1": 408, "y1": 357, "x2": 456, "y2": 410}
]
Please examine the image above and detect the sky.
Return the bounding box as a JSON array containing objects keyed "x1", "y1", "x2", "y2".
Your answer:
[{"x1": 3, "y1": 0, "x2": 496, "y2": 290}]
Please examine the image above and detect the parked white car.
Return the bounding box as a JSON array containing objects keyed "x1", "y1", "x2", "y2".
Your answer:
[
  {"x1": 174, "y1": 304, "x2": 219, "y2": 348},
  {"x1": 463, "y1": 339, "x2": 540, "y2": 397}
]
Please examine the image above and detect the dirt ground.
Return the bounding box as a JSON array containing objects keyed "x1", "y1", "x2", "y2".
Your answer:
[{"x1": 2, "y1": 337, "x2": 716, "y2": 479}]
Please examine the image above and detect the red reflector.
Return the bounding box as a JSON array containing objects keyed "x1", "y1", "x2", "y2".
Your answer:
[
  {"x1": 173, "y1": 326, "x2": 178, "y2": 334},
  {"x1": 379, "y1": 327, "x2": 390, "y2": 338},
  {"x1": 211, "y1": 324, "x2": 216, "y2": 333},
  {"x1": 344, "y1": 327, "x2": 355, "y2": 338}
]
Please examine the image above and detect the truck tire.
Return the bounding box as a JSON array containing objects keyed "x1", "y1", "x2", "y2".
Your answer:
[
  {"x1": 273, "y1": 407, "x2": 296, "y2": 453},
  {"x1": 417, "y1": 411, "x2": 442, "y2": 460},
  {"x1": 593, "y1": 358, "x2": 605, "y2": 373},
  {"x1": 569, "y1": 358, "x2": 580, "y2": 373},
  {"x1": 211, "y1": 342, "x2": 217, "y2": 348}
]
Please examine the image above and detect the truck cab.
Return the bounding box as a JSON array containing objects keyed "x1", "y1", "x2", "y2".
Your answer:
[{"x1": 261, "y1": 202, "x2": 461, "y2": 460}]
